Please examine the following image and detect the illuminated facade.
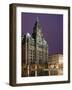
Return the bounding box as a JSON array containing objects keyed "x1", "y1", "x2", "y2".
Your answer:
[
  {"x1": 22, "y1": 17, "x2": 48, "y2": 65},
  {"x1": 48, "y1": 54, "x2": 63, "y2": 75},
  {"x1": 22, "y1": 17, "x2": 63, "y2": 77}
]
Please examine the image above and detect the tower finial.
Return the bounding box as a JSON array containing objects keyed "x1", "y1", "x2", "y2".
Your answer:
[{"x1": 36, "y1": 16, "x2": 39, "y2": 22}]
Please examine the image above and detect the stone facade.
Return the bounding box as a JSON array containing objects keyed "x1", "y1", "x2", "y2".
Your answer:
[
  {"x1": 48, "y1": 54, "x2": 63, "y2": 75},
  {"x1": 22, "y1": 17, "x2": 48, "y2": 65}
]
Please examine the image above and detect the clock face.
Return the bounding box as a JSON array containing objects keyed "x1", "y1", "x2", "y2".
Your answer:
[{"x1": 37, "y1": 35, "x2": 42, "y2": 45}]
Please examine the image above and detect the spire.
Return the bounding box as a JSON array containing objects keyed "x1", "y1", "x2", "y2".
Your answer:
[
  {"x1": 32, "y1": 17, "x2": 43, "y2": 39},
  {"x1": 33, "y1": 17, "x2": 42, "y2": 30},
  {"x1": 36, "y1": 16, "x2": 39, "y2": 23}
]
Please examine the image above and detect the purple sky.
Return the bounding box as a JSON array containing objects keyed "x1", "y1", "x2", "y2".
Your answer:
[{"x1": 21, "y1": 12, "x2": 63, "y2": 55}]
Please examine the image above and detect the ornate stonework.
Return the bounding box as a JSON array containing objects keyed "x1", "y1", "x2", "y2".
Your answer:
[{"x1": 22, "y1": 17, "x2": 48, "y2": 65}]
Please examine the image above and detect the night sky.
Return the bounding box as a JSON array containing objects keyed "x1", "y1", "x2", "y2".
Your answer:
[{"x1": 21, "y1": 12, "x2": 63, "y2": 55}]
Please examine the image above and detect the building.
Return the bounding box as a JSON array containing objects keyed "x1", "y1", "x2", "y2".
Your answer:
[
  {"x1": 22, "y1": 17, "x2": 63, "y2": 77},
  {"x1": 22, "y1": 17, "x2": 48, "y2": 76},
  {"x1": 48, "y1": 54, "x2": 63, "y2": 75},
  {"x1": 22, "y1": 17, "x2": 48, "y2": 65}
]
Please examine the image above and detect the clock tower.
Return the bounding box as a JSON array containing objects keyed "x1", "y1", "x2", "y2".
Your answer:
[
  {"x1": 22, "y1": 17, "x2": 48, "y2": 76},
  {"x1": 32, "y1": 17, "x2": 47, "y2": 64},
  {"x1": 32, "y1": 17, "x2": 43, "y2": 45}
]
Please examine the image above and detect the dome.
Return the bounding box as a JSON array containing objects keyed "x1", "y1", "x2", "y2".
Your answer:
[{"x1": 26, "y1": 33, "x2": 31, "y2": 38}]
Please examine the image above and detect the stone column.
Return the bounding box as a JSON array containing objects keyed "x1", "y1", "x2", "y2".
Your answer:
[
  {"x1": 27, "y1": 65, "x2": 30, "y2": 76},
  {"x1": 35, "y1": 64, "x2": 37, "y2": 76}
]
